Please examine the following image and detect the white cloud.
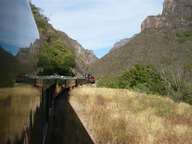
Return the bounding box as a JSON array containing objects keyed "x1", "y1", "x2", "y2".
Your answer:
[{"x1": 32, "y1": 0, "x2": 164, "y2": 57}]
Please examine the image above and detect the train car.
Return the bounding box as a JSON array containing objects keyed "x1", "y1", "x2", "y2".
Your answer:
[
  {"x1": 62, "y1": 79, "x2": 77, "y2": 89},
  {"x1": 84, "y1": 74, "x2": 95, "y2": 84},
  {"x1": 88, "y1": 75, "x2": 95, "y2": 84},
  {"x1": 76, "y1": 77, "x2": 87, "y2": 86},
  {"x1": 16, "y1": 74, "x2": 26, "y2": 83}
]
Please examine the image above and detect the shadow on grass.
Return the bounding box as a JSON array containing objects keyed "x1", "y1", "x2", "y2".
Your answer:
[{"x1": 46, "y1": 89, "x2": 94, "y2": 144}]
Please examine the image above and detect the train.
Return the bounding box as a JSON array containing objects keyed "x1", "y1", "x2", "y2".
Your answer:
[
  {"x1": 16, "y1": 74, "x2": 95, "y2": 88},
  {"x1": 84, "y1": 73, "x2": 95, "y2": 84},
  {"x1": 18, "y1": 73, "x2": 96, "y2": 143}
]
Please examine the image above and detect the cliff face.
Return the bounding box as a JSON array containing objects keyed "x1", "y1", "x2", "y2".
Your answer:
[
  {"x1": 65, "y1": 36, "x2": 98, "y2": 65},
  {"x1": 141, "y1": 0, "x2": 192, "y2": 31},
  {"x1": 162, "y1": 0, "x2": 192, "y2": 18},
  {"x1": 141, "y1": 16, "x2": 167, "y2": 31},
  {"x1": 64, "y1": 35, "x2": 98, "y2": 74}
]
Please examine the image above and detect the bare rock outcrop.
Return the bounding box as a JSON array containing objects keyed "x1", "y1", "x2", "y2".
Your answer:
[
  {"x1": 141, "y1": 0, "x2": 192, "y2": 31},
  {"x1": 110, "y1": 38, "x2": 131, "y2": 52},
  {"x1": 66, "y1": 37, "x2": 98, "y2": 65},
  {"x1": 110, "y1": 35, "x2": 138, "y2": 52},
  {"x1": 141, "y1": 16, "x2": 168, "y2": 31},
  {"x1": 162, "y1": 0, "x2": 192, "y2": 18}
]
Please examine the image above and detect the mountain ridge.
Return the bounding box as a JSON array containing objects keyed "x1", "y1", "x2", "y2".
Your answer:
[{"x1": 91, "y1": 0, "x2": 192, "y2": 77}]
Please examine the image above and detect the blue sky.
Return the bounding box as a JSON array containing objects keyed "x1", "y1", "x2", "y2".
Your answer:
[{"x1": 32, "y1": 0, "x2": 164, "y2": 58}]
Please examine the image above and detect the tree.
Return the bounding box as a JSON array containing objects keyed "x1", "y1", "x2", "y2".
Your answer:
[
  {"x1": 38, "y1": 39, "x2": 75, "y2": 76},
  {"x1": 119, "y1": 65, "x2": 166, "y2": 94}
]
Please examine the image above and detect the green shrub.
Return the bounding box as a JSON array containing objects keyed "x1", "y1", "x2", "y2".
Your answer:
[
  {"x1": 182, "y1": 86, "x2": 192, "y2": 105},
  {"x1": 37, "y1": 40, "x2": 75, "y2": 75},
  {"x1": 31, "y1": 5, "x2": 49, "y2": 33},
  {"x1": 119, "y1": 65, "x2": 166, "y2": 95},
  {"x1": 97, "y1": 65, "x2": 192, "y2": 105},
  {"x1": 176, "y1": 31, "x2": 192, "y2": 43},
  {"x1": 97, "y1": 65, "x2": 166, "y2": 95}
]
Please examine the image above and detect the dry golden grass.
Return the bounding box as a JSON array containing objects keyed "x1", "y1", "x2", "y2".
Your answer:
[
  {"x1": 70, "y1": 86, "x2": 192, "y2": 144},
  {"x1": 0, "y1": 84, "x2": 41, "y2": 143}
]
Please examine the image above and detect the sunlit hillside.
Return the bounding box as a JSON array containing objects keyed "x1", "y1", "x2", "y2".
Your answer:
[{"x1": 70, "y1": 86, "x2": 192, "y2": 144}]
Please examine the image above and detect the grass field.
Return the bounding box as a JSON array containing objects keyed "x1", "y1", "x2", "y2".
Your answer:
[
  {"x1": 70, "y1": 86, "x2": 192, "y2": 144},
  {"x1": 0, "y1": 84, "x2": 41, "y2": 143}
]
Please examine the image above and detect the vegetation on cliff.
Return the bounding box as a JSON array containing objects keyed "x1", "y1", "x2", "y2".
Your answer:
[
  {"x1": 37, "y1": 39, "x2": 75, "y2": 75},
  {"x1": 32, "y1": 5, "x2": 75, "y2": 75}
]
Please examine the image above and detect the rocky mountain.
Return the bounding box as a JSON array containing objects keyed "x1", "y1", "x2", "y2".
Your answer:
[
  {"x1": 16, "y1": 4, "x2": 97, "y2": 75},
  {"x1": 110, "y1": 35, "x2": 138, "y2": 53},
  {"x1": 55, "y1": 31, "x2": 97, "y2": 65},
  {"x1": 91, "y1": 0, "x2": 192, "y2": 77},
  {"x1": 110, "y1": 38, "x2": 131, "y2": 52},
  {"x1": 141, "y1": 0, "x2": 192, "y2": 31},
  {"x1": 57, "y1": 32, "x2": 98, "y2": 73}
]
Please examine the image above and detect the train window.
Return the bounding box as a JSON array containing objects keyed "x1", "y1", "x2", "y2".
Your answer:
[
  {"x1": 0, "y1": 0, "x2": 39, "y2": 86},
  {"x1": 0, "y1": 0, "x2": 39, "y2": 54}
]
